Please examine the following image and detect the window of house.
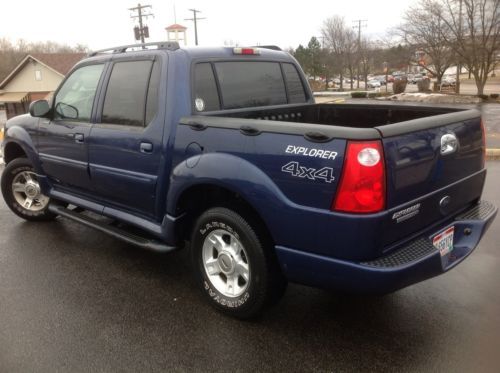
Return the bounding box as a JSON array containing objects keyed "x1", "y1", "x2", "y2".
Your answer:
[{"x1": 34, "y1": 70, "x2": 42, "y2": 81}]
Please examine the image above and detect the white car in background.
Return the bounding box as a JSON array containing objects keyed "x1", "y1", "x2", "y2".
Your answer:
[{"x1": 367, "y1": 80, "x2": 381, "y2": 88}]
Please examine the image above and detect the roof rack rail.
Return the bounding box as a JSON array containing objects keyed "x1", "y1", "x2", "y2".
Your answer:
[
  {"x1": 252, "y1": 45, "x2": 282, "y2": 51},
  {"x1": 88, "y1": 41, "x2": 180, "y2": 57}
]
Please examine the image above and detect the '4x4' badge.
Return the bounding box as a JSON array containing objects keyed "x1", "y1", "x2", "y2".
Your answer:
[{"x1": 281, "y1": 161, "x2": 335, "y2": 183}]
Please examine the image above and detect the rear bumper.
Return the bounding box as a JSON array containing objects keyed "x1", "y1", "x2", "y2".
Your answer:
[{"x1": 275, "y1": 200, "x2": 497, "y2": 294}]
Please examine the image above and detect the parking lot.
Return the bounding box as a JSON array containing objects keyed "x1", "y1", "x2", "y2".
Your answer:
[{"x1": 0, "y1": 161, "x2": 499, "y2": 372}]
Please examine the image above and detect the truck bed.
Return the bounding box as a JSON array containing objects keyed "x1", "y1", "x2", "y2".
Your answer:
[{"x1": 208, "y1": 103, "x2": 463, "y2": 129}]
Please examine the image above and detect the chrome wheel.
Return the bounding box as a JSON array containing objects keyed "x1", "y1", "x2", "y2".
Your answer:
[
  {"x1": 202, "y1": 229, "x2": 250, "y2": 298},
  {"x1": 11, "y1": 171, "x2": 49, "y2": 211}
]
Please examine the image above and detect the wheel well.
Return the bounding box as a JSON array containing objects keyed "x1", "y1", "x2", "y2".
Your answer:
[
  {"x1": 4, "y1": 142, "x2": 27, "y2": 164},
  {"x1": 175, "y1": 184, "x2": 275, "y2": 245}
]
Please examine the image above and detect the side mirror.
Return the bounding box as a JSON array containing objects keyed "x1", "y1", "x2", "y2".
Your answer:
[
  {"x1": 55, "y1": 102, "x2": 79, "y2": 120},
  {"x1": 29, "y1": 100, "x2": 50, "y2": 118}
]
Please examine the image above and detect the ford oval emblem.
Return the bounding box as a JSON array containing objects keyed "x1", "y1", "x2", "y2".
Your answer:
[
  {"x1": 440, "y1": 196, "x2": 451, "y2": 209},
  {"x1": 440, "y1": 133, "x2": 459, "y2": 155}
]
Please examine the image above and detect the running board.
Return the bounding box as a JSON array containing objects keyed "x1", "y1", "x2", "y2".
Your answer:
[{"x1": 48, "y1": 204, "x2": 177, "y2": 253}]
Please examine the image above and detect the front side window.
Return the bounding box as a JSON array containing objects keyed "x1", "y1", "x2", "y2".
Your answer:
[
  {"x1": 54, "y1": 64, "x2": 104, "y2": 121},
  {"x1": 214, "y1": 62, "x2": 287, "y2": 109},
  {"x1": 101, "y1": 60, "x2": 156, "y2": 127}
]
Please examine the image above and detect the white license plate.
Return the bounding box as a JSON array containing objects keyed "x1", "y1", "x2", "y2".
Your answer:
[{"x1": 433, "y1": 226, "x2": 455, "y2": 256}]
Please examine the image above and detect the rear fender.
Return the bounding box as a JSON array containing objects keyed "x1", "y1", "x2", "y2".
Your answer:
[{"x1": 167, "y1": 152, "x2": 292, "y2": 232}]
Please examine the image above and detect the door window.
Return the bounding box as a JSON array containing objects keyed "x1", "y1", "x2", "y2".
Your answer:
[
  {"x1": 101, "y1": 60, "x2": 158, "y2": 127},
  {"x1": 54, "y1": 64, "x2": 104, "y2": 122}
]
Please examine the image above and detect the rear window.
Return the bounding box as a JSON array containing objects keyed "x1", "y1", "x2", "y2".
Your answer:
[
  {"x1": 282, "y1": 63, "x2": 307, "y2": 103},
  {"x1": 214, "y1": 62, "x2": 287, "y2": 110},
  {"x1": 194, "y1": 63, "x2": 221, "y2": 111}
]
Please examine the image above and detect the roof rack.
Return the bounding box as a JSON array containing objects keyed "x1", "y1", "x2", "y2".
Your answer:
[
  {"x1": 252, "y1": 45, "x2": 282, "y2": 51},
  {"x1": 88, "y1": 41, "x2": 180, "y2": 57}
]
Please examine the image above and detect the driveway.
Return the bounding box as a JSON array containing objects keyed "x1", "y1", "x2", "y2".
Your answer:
[{"x1": 0, "y1": 163, "x2": 499, "y2": 372}]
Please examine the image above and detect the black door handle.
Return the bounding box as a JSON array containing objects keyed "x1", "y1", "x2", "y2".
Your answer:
[
  {"x1": 140, "y1": 142, "x2": 153, "y2": 153},
  {"x1": 74, "y1": 133, "x2": 84, "y2": 143}
]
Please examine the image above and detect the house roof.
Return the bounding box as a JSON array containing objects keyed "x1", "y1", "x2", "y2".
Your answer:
[
  {"x1": 166, "y1": 23, "x2": 187, "y2": 30},
  {"x1": 30, "y1": 53, "x2": 86, "y2": 75},
  {"x1": 0, "y1": 53, "x2": 86, "y2": 89}
]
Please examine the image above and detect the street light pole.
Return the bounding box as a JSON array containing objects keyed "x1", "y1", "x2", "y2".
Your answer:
[
  {"x1": 455, "y1": 0, "x2": 463, "y2": 94},
  {"x1": 384, "y1": 62, "x2": 388, "y2": 93}
]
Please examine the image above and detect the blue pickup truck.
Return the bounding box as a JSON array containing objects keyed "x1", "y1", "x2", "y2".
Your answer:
[{"x1": 1, "y1": 42, "x2": 496, "y2": 318}]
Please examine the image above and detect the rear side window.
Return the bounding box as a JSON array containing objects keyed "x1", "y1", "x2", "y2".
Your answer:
[
  {"x1": 214, "y1": 62, "x2": 287, "y2": 109},
  {"x1": 282, "y1": 63, "x2": 307, "y2": 103},
  {"x1": 102, "y1": 60, "x2": 157, "y2": 127},
  {"x1": 194, "y1": 63, "x2": 221, "y2": 112}
]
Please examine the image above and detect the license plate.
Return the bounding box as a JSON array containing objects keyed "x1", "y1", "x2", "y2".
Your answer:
[{"x1": 433, "y1": 226, "x2": 454, "y2": 256}]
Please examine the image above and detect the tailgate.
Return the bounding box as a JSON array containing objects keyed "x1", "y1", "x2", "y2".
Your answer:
[{"x1": 377, "y1": 109, "x2": 484, "y2": 249}]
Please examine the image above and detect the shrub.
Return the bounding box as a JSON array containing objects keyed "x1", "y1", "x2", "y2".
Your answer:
[
  {"x1": 490, "y1": 93, "x2": 499, "y2": 99},
  {"x1": 367, "y1": 92, "x2": 379, "y2": 98},
  {"x1": 417, "y1": 78, "x2": 431, "y2": 92},
  {"x1": 393, "y1": 78, "x2": 407, "y2": 94},
  {"x1": 477, "y1": 94, "x2": 489, "y2": 100},
  {"x1": 351, "y1": 91, "x2": 367, "y2": 98}
]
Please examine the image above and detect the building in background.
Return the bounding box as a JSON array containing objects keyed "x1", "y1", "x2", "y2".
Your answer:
[
  {"x1": 0, "y1": 53, "x2": 85, "y2": 121},
  {"x1": 165, "y1": 24, "x2": 187, "y2": 46}
]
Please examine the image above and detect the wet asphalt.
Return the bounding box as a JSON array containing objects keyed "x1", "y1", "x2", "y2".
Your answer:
[{"x1": 0, "y1": 163, "x2": 499, "y2": 372}]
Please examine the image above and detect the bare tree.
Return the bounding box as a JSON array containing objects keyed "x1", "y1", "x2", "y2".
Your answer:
[
  {"x1": 398, "y1": 0, "x2": 454, "y2": 84},
  {"x1": 0, "y1": 38, "x2": 89, "y2": 82},
  {"x1": 439, "y1": 0, "x2": 500, "y2": 95},
  {"x1": 321, "y1": 16, "x2": 356, "y2": 89}
]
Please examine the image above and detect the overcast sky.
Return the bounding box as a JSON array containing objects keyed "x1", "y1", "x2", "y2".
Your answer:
[{"x1": 2, "y1": 0, "x2": 418, "y2": 50}]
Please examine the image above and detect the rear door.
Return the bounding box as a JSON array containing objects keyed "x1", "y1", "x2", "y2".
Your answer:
[{"x1": 87, "y1": 57, "x2": 163, "y2": 218}]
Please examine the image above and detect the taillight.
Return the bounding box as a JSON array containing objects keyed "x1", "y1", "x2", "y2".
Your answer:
[
  {"x1": 333, "y1": 140, "x2": 386, "y2": 213},
  {"x1": 233, "y1": 47, "x2": 260, "y2": 55},
  {"x1": 480, "y1": 119, "x2": 485, "y2": 168}
]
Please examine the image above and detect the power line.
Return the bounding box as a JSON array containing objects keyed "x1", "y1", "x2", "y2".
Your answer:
[
  {"x1": 129, "y1": 3, "x2": 154, "y2": 47},
  {"x1": 185, "y1": 9, "x2": 206, "y2": 46}
]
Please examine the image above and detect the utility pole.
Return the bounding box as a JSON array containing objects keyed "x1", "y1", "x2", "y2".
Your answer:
[
  {"x1": 185, "y1": 9, "x2": 206, "y2": 46},
  {"x1": 353, "y1": 20, "x2": 367, "y2": 88},
  {"x1": 129, "y1": 3, "x2": 153, "y2": 47},
  {"x1": 455, "y1": 0, "x2": 463, "y2": 94},
  {"x1": 316, "y1": 36, "x2": 326, "y2": 48}
]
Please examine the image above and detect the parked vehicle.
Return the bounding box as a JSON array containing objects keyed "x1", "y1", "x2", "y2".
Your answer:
[
  {"x1": 411, "y1": 74, "x2": 424, "y2": 84},
  {"x1": 441, "y1": 75, "x2": 457, "y2": 86},
  {"x1": 367, "y1": 79, "x2": 382, "y2": 88},
  {"x1": 374, "y1": 76, "x2": 386, "y2": 85},
  {"x1": 1, "y1": 42, "x2": 496, "y2": 318}
]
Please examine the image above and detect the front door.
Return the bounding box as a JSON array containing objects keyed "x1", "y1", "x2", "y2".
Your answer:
[
  {"x1": 88, "y1": 58, "x2": 163, "y2": 218},
  {"x1": 38, "y1": 63, "x2": 105, "y2": 192}
]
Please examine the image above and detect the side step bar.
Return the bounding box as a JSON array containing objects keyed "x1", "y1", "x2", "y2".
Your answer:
[{"x1": 48, "y1": 204, "x2": 177, "y2": 253}]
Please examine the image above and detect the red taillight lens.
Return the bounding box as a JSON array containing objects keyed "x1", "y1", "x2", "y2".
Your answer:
[
  {"x1": 333, "y1": 140, "x2": 386, "y2": 213},
  {"x1": 233, "y1": 47, "x2": 260, "y2": 55}
]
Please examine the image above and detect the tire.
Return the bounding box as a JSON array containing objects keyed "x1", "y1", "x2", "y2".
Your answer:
[
  {"x1": 1, "y1": 158, "x2": 56, "y2": 221},
  {"x1": 190, "y1": 207, "x2": 286, "y2": 319}
]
